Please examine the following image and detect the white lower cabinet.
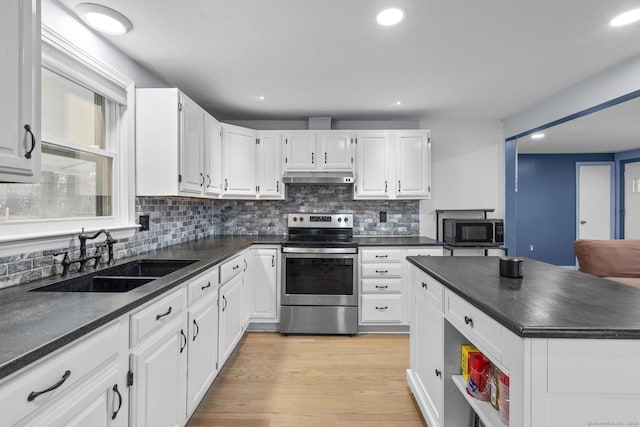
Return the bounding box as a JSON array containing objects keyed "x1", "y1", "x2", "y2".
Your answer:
[
  {"x1": 409, "y1": 269, "x2": 444, "y2": 427},
  {"x1": 0, "y1": 319, "x2": 127, "y2": 427},
  {"x1": 129, "y1": 313, "x2": 187, "y2": 427},
  {"x1": 218, "y1": 272, "x2": 245, "y2": 367},
  {"x1": 359, "y1": 246, "x2": 442, "y2": 326},
  {"x1": 187, "y1": 292, "x2": 219, "y2": 416},
  {"x1": 250, "y1": 247, "x2": 279, "y2": 323}
]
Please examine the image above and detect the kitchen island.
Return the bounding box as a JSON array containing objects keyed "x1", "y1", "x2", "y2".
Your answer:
[{"x1": 406, "y1": 256, "x2": 640, "y2": 427}]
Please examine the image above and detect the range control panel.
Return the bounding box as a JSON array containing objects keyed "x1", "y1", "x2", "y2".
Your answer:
[{"x1": 287, "y1": 213, "x2": 353, "y2": 228}]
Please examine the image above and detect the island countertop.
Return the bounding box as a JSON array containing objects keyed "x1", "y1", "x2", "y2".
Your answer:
[{"x1": 407, "y1": 256, "x2": 640, "y2": 339}]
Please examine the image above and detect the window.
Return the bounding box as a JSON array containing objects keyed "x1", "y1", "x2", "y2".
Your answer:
[
  {"x1": 0, "y1": 31, "x2": 136, "y2": 253},
  {"x1": 0, "y1": 68, "x2": 114, "y2": 221}
]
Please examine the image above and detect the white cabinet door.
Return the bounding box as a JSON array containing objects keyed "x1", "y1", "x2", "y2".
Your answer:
[
  {"x1": 283, "y1": 132, "x2": 316, "y2": 170},
  {"x1": 0, "y1": 0, "x2": 40, "y2": 183},
  {"x1": 319, "y1": 132, "x2": 353, "y2": 170},
  {"x1": 251, "y1": 248, "x2": 279, "y2": 322},
  {"x1": 395, "y1": 131, "x2": 431, "y2": 198},
  {"x1": 218, "y1": 273, "x2": 245, "y2": 367},
  {"x1": 187, "y1": 293, "x2": 219, "y2": 416},
  {"x1": 411, "y1": 279, "x2": 444, "y2": 427},
  {"x1": 130, "y1": 316, "x2": 187, "y2": 427},
  {"x1": 179, "y1": 95, "x2": 205, "y2": 195},
  {"x1": 355, "y1": 133, "x2": 392, "y2": 199},
  {"x1": 223, "y1": 124, "x2": 256, "y2": 197},
  {"x1": 204, "y1": 114, "x2": 223, "y2": 196},
  {"x1": 256, "y1": 132, "x2": 284, "y2": 199},
  {"x1": 24, "y1": 363, "x2": 125, "y2": 427}
]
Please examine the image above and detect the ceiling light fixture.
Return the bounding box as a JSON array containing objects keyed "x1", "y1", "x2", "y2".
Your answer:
[
  {"x1": 610, "y1": 8, "x2": 640, "y2": 27},
  {"x1": 254, "y1": 95, "x2": 265, "y2": 101},
  {"x1": 75, "y1": 3, "x2": 133, "y2": 35},
  {"x1": 531, "y1": 133, "x2": 545, "y2": 139},
  {"x1": 377, "y1": 8, "x2": 405, "y2": 26},
  {"x1": 394, "y1": 100, "x2": 402, "y2": 105}
]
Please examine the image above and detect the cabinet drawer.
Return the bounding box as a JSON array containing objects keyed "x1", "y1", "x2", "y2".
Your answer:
[
  {"x1": 130, "y1": 287, "x2": 186, "y2": 347},
  {"x1": 407, "y1": 247, "x2": 443, "y2": 257},
  {"x1": 445, "y1": 289, "x2": 503, "y2": 363},
  {"x1": 361, "y1": 294, "x2": 402, "y2": 323},
  {"x1": 361, "y1": 264, "x2": 402, "y2": 278},
  {"x1": 361, "y1": 278, "x2": 402, "y2": 293},
  {"x1": 414, "y1": 269, "x2": 444, "y2": 309},
  {"x1": 0, "y1": 321, "x2": 120, "y2": 427},
  {"x1": 220, "y1": 254, "x2": 245, "y2": 284},
  {"x1": 360, "y1": 249, "x2": 403, "y2": 263},
  {"x1": 187, "y1": 267, "x2": 219, "y2": 306}
]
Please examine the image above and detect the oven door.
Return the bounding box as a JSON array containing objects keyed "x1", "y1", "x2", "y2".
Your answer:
[{"x1": 281, "y1": 249, "x2": 358, "y2": 306}]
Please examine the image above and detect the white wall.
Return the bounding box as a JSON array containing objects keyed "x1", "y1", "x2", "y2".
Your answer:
[
  {"x1": 42, "y1": 0, "x2": 167, "y2": 88},
  {"x1": 419, "y1": 119, "x2": 505, "y2": 238}
]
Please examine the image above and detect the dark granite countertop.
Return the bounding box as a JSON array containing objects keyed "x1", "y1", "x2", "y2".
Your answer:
[
  {"x1": 407, "y1": 256, "x2": 640, "y2": 339},
  {"x1": 0, "y1": 234, "x2": 442, "y2": 381}
]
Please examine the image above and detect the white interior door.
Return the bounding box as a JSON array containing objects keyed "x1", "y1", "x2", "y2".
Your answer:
[
  {"x1": 577, "y1": 164, "x2": 613, "y2": 240},
  {"x1": 624, "y1": 161, "x2": 640, "y2": 239}
]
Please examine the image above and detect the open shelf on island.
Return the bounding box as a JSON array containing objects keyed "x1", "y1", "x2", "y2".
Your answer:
[{"x1": 451, "y1": 374, "x2": 506, "y2": 427}]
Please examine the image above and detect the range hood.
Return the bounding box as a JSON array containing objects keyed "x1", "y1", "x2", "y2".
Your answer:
[{"x1": 282, "y1": 171, "x2": 355, "y2": 184}]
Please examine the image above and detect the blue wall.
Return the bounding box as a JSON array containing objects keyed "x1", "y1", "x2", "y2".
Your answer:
[{"x1": 516, "y1": 153, "x2": 614, "y2": 265}]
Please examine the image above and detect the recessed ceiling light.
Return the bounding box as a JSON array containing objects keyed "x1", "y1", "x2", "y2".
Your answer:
[
  {"x1": 610, "y1": 8, "x2": 640, "y2": 27},
  {"x1": 75, "y1": 3, "x2": 133, "y2": 35},
  {"x1": 377, "y1": 8, "x2": 405, "y2": 26},
  {"x1": 531, "y1": 133, "x2": 545, "y2": 139},
  {"x1": 254, "y1": 95, "x2": 265, "y2": 101},
  {"x1": 394, "y1": 100, "x2": 402, "y2": 105}
]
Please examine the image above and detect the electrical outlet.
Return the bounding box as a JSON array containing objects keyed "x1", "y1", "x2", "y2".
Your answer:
[
  {"x1": 139, "y1": 215, "x2": 150, "y2": 231},
  {"x1": 379, "y1": 211, "x2": 387, "y2": 223},
  {"x1": 529, "y1": 244, "x2": 535, "y2": 252}
]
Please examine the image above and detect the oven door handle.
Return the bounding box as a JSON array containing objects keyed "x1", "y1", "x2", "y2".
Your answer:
[{"x1": 282, "y1": 247, "x2": 357, "y2": 254}]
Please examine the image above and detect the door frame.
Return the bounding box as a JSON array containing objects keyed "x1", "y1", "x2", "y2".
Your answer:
[
  {"x1": 619, "y1": 157, "x2": 640, "y2": 238},
  {"x1": 575, "y1": 161, "x2": 615, "y2": 240}
]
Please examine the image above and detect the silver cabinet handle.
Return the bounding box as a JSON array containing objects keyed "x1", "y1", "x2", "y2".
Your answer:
[
  {"x1": 375, "y1": 255, "x2": 388, "y2": 258},
  {"x1": 385, "y1": 181, "x2": 388, "y2": 193},
  {"x1": 156, "y1": 306, "x2": 172, "y2": 320},
  {"x1": 375, "y1": 285, "x2": 388, "y2": 289},
  {"x1": 276, "y1": 180, "x2": 280, "y2": 192},
  {"x1": 222, "y1": 295, "x2": 227, "y2": 311},
  {"x1": 324, "y1": 152, "x2": 327, "y2": 164},
  {"x1": 375, "y1": 306, "x2": 388, "y2": 310},
  {"x1": 27, "y1": 370, "x2": 71, "y2": 402},
  {"x1": 464, "y1": 316, "x2": 473, "y2": 326},
  {"x1": 422, "y1": 282, "x2": 428, "y2": 289},
  {"x1": 311, "y1": 152, "x2": 315, "y2": 164},
  {"x1": 193, "y1": 319, "x2": 199, "y2": 341},
  {"x1": 271, "y1": 255, "x2": 275, "y2": 267},
  {"x1": 24, "y1": 124, "x2": 36, "y2": 159},
  {"x1": 375, "y1": 270, "x2": 388, "y2": 274},
  {"x1": 398, "y1": 180, "x2": 401, "y2": 192},
  {"x1": 224, "y1": 179, "x2": 228, "y2": 191},
  {"x1": 200, "y1": 172, "x2": 204, "y2": 186},
  {"x1": 243, "y1": 259, "x2": 248, "y2": 272},
  {"x1": 207, "y1": 174, "x2": 211, "y2": 187}
]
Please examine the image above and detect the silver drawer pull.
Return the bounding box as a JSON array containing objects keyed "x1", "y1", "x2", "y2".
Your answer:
[
  {"x1": 375, "y1": 306, "x2": 388, "y2": 310},
  {"x1": 375, "y1": 285, "x2": 388, "y2": 289},
  {"x1": 375, "y1": 255, "x2": 388, "y2": 258},
  {"x1": 232, "y1": 264, "x2": 240, "y2": 270},
  {"x1": 156, "y1": 306, "x2": 172, "y2": 320},
  {"x1": 421, "y1": 282, "x2": 427, "y2": 289},
  {"x1": 464, "y1": 315, "x2": 473, "y2": 326},
  {"x1": 375, "y1": 270, "x2": 388, "y2": 274},
  {"x1": 27, "y1": 370, "x2": 71, "y2": 402}
]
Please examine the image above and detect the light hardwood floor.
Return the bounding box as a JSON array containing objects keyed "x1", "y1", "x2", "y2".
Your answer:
[{"x1": 187, "y1": 333, "x2": 427, "y2": 427}]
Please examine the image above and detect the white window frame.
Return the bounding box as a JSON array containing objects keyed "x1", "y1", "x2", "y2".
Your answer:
[{"x1": 0, "y1": 26, "x2": 137, "y2": 257}]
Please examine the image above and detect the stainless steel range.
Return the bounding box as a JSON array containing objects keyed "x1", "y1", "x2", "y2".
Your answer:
[{"x1": 280, "y1": 213, "x2": 358, "y2": 335}]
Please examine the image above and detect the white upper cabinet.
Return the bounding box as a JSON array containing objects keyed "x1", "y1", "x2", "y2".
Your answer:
[
  {"x1": 318, "y1": 132, "x2": 353, "y2": 170},
  {"x1": 256, "y1": 131, "x2": 284, "y2": 199},
  {"x1": 204, "y1": 114, "x2": 223, "y2": 196},
  {"x1": 0, "y1": 0, "x2": 41, "y2": 183},
  {"x1": 179, "y1": 95, "x2": 206, "y2": 194},
  {"x1": 283, "y1": 132, "x2": 316, "y2": 170},
  {"x1": 283, "y1": 131, "x2": 354, "y2": 172},
  {"x1": 137, "y1": 88, "x2": 221, "y2": 198},
  {"x1": 355, "y1": 132, "x2": 393, "y2": 199},
  {"x1": 222, "y1": 124, "x2": 256, "y2": 198},
  {"x1": 395, "y1": 131, "x2": 431, "y2": 198},
  {"x1": 355, "y1": 130, "x2": 431, "y2": 200}
]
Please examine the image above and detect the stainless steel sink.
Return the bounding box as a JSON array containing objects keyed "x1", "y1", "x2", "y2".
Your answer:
[{"x1": 31, "y1": 259, "x2": 197, "y2": 293}]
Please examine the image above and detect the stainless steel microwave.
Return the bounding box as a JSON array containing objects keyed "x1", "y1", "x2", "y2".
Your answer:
[{"x1": 442, "y1": 218, "x2": 504, "y2": 246}]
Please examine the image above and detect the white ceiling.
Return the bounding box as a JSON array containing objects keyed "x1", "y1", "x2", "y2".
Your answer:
[
  {"x1": 517, "y1": 96, "x2": 640, "y2": 154},
  {"x1": 58, "y1": 0, "x2": 640, "y2": 122}
]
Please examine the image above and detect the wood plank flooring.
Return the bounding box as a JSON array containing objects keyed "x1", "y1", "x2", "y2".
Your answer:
[{"x1": 187, "y1": 333, "x2": 427, "y2": 427}]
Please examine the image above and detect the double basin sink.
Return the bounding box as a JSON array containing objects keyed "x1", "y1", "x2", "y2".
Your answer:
[{"x1": 31, "y1": 259, "x2": 196, "y2": 293}]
